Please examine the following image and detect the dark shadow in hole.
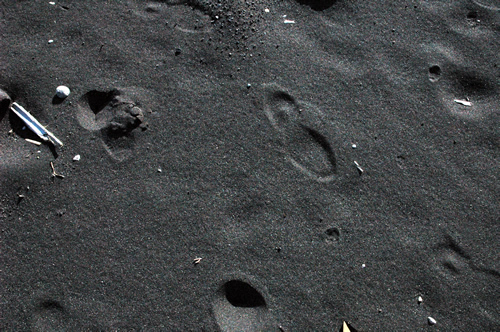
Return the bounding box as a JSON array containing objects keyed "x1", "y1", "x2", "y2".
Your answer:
[
  {"x1": 296, "y1": 0, "x2": 336, "y2": 11},
  {"x1": 301, "y1": 125, "x2": 337, "y2": 172},
  {"x1": 467, "y1": 11, "x2": 478, "y2": 19},
  {"x1": 270, "y1": 91, "x2": 296, "y2": 104},
  {"x1": 0, "y1": 90, "x2": 11, "y2": 122},
  {"x1": 37, "y1": 299, "x2": 64, "y2": 312},
  {"x1": 429, "y1": 65, "x2": 441, "y2": 76},
  {"x1": 84, "y1": 89, "x2": 120, "y2": 115},
  {"x1": 451, "y1": 70, "x2": 497, "y2": 96},
  {"x1": 325, "y1": 227, "x2": 340, "y2": 238},
  {"x1": 224, "y1": 280, "x2": 266, "y2": 308}
]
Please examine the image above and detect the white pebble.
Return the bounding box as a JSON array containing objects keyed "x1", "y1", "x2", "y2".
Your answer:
[
  {"x1": 264, "y1": 8, "x2": 270, "y2": 13},
  {"x1": 157, "y1": 168, "x2": 162, "y2": 173},
  {"x1": 73, "y1": 154, "x2": 81, "y2": 161},
  {"x1": 352, "y1": 144, "x2": 357, "y2": 149},
  {"x1": 56, "y1": 85, "x2": 70, "y2": 98},
  {"x1": 427, "y1": 317, "x2": 437, "y2": 325},
  {"x1": 417, "y1": 296, "x2": 423, "y2": 304},
  {"x1": 361, "y1": 263, "x2": 366, "y2": 268},
  {"x1": 48, "y1": 39, "x2": 54, "y2": 44},
  {"x1": 49, "y1": 2, "x2": 56, "y2": 5}
]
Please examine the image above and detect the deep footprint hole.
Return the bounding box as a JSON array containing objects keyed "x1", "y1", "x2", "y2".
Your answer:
[
  {"x1": 224, "y1": 280, "x2": 266, "y2": 308},
  {"x1": 429, "y1": 65, "x2": 441, "y2": 76},
  {"x1": 84, "y1": 89, "x2": 120, "y2": 115}
]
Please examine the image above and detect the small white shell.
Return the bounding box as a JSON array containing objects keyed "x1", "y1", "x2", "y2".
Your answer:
[
  {"x1": 428, "y1": 317, "x2": 437, "y2": 325},
  {"x1": 56, "y1": 85, "x2": 70, "y2": 98},
  {"x1": 73, "y1": 154, "x2": 81, "y2": 161}
]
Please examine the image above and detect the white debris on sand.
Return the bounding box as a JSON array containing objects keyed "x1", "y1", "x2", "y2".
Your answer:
[
  {"x1": 427, "y1": 316, "x2": 437, "y2": 325},
  {"x1": 56, "y1": 85, "x2": 71, "y2": 98},
  {"x1": 454, "y1": 99, "x2": 472, "y2": 106},
  {"x1": 73, "y1": 154, "x2": 81, "y2": 161}
]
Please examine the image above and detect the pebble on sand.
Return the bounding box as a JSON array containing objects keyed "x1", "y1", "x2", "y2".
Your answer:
[
  {"x1": 73, "y1": 154, "x2": 81, "y2": 161},
  {"x1": 418, "y1": 296, "x2": 423, "y2": 304},
  {"x1": 428, "y1": 316, "x2": 437, "y2": 325},
  {"x1": 56, "y1": 85, "x2": 70, "y2": 98}
]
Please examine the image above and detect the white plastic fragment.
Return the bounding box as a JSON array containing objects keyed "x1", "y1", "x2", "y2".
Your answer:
[
  {"x1": 264, "y1": 8, "x2": 269, "y2": 13},
  {"x1": 427, "y1": 317, "x2": 437, "y2": 325},
  {"x1": 284, "y1": 19, "x2": 296, "y2": 24},
  {"x1": 49, "y1": 2, "x2": 56, "y2": 5},
  {"x1": 56, "y1": 85, "x2": 70, "y2": 98},
  {"x1": 354, "y1": 160, "x2": 364, "y2": 175},
  {"x1": 10, "y1": 102, "x2": 63, "y2": 146},
  {"x1": 361, "y1": 263, "x2": 366, "y2": 268},
  {"x1": 73, "y1": 154, "x2": 81, "y2": 161},
  {"x1": 352, "y1": 144, "x2": 357, "y2": 149},
  {"x1": 418, "y1": 296, "x2": 423, "y2": 304},
  {"x1": 48, "y1": 39, "x2": 54, "y2": 44},
  {"x1": 25, "y1": 138, "x2": 42, "y2": 146},
  {"x1": 454, "y1": 99, "x2": 472, "y2": 106}
]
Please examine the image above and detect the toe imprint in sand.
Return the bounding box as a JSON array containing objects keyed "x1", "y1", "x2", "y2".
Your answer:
[
  {"x1": 263, "y1": 84, "x2": 337, "y2": 182},
  {"x1": 77, "y1": 88, "x2": 147, "y2": 161}
]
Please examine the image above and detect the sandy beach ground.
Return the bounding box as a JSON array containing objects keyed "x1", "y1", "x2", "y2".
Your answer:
[{"x1": 1, "y1": 0, "x2": 499, "y2": 330}]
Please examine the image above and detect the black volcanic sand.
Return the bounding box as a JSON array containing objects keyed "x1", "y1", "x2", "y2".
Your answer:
[{"x1": 1, "y1": 0, "x2": 499, "y2": 330}]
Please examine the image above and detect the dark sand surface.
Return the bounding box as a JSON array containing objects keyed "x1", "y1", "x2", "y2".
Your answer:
[{"x1": 1, "y1": 0, "x2": 499, "y2": 330}]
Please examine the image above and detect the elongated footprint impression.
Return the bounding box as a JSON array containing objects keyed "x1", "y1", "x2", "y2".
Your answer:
[{"x1": 263, "y1": 84, "x2": 337, "y2": 182}]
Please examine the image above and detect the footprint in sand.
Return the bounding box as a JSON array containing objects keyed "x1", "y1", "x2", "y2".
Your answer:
[
  {"x1": 263, "y1": 84, "x2": 338, "y2": 182},
  {"x1": 77, "y1": 87, "x2": 149, "y2": 161},
  {"x1": 212, "y1": 278, "x2": 277, "y2": 332}
]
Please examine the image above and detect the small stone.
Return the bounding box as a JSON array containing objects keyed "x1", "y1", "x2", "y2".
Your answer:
[
  {"x1": 56, "y1": 85, "x2": 70, "y2": 98},
  {"x1": 361, "y1": 263, "x2": 366, "y2": 268},
  {"x1": 417, "y1": 296, "x2": 423, "y2": 304},
  {"x1": 427, "y1": 317, "x2": 436, "y2": 325},
  {"x1": 352, "y1": 144, "x2": 357, "y2": 149},
  {"x1": 48, "y1": 39, "x2": 54, "y2": 44},
  {"x1": 157, "y1": 168, "x2": 162, "y2": 173},
  {"x1": 73, "y1": 154, "x2": 81, "y2": 161},
  {"x1": 49, "y1": 2, "x2": 56, "y2": 5},
  {"x1": 247, "y1": 83, "x2": 252, "y2": 89},
  {"x1": 264, "y1": 8, "x2": 269, "y2": 13}
]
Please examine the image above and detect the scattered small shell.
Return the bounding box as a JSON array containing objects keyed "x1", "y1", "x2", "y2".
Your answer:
[
  {"x1": 73, "y1": 154, "x2": 81, "y2": 161},
  {"x1": 264, "y1": 8, "x2": 270, "y2": 13},
  {"x1": 56, "y1": 85, "x2": 70, "y2": 98},
  {"x1": 352, "y1": 144, "x2": 357, "y2": 149},
  {"x1": 49, "y1": 2, "x2": 56, "y2": 5},
  {"x1": 157, "y1": 168, "x2": 162, "y2": 173},
  {"x1": 427, "y1": 317, "x2": 437, "y2": 325},
  {"x1": 418, "y1": 296, "x2": 423, "y2": 304},
  {"x1": 361, "y1": 263, "x2": 366, "y2": 268},
  {"x1": 284, "y1": 19, "x2": 296, "y2": 24},
  {"x1": 48, "y1": 39, "x2": 54, "y2": 44}
]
